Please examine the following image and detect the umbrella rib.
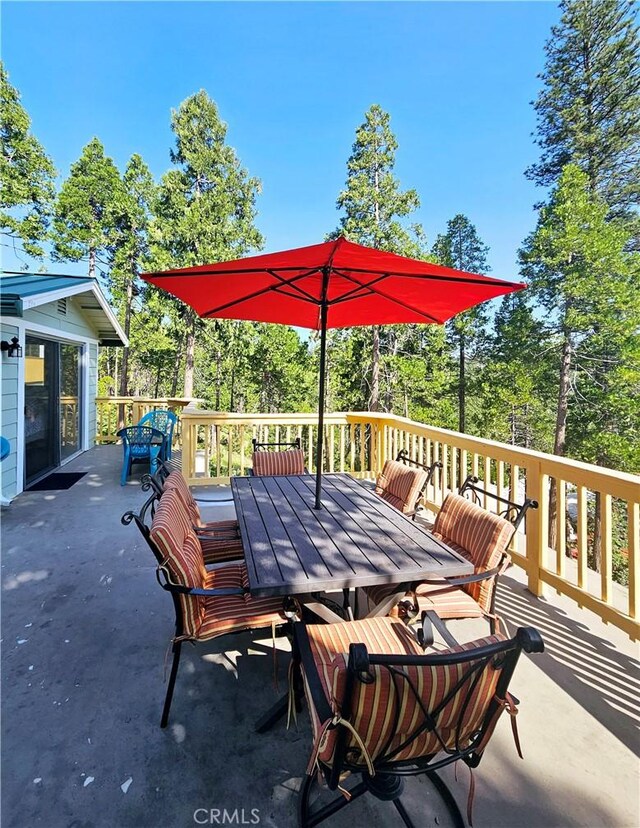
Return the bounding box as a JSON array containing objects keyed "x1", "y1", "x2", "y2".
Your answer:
[
  {"x1": 326, "y1": 273, "x2": 389, "y2": 305},
  {"x1": 267, "y1": 269, "x2": 320, "y2": 303},
  {"x1": 326, "y1": 268, "x2": 442, "y2": 324},
  {"x1": 362, "y1": 284, "x2": 443, "y2": 323},
  {"x1": 199, "y1": 268, "x2": 321, "y2": 317}
]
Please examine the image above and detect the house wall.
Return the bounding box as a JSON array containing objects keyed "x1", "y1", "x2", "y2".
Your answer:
[
  {"x1": 1, "y1": 296, "x2": 101, "y2": 502},
  {"x1": 1, "y1": 320, "x2": 20, "y2": 502}
]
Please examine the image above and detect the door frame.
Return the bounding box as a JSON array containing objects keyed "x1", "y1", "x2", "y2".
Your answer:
[{"x1": 11, "y1": 319, "x2": 96, "y2": 494}]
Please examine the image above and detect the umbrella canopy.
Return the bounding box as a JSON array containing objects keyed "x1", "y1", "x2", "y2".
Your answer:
[{"x1": 143, "y1": 237, "x2": 525, "y2": 507}]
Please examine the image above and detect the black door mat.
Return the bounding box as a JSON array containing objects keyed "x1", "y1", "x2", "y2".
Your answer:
[{"x1": 27, "y1": 472, "x2": 87, "y2": 491}]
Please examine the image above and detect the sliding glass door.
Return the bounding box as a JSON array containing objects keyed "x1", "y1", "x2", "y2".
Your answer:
[
  {"x1": 24, "y1": 336, "x2": 83, "y2": 485},
  {"x1": 60, "y1": 344, "x2": 81, "y2": 461}
]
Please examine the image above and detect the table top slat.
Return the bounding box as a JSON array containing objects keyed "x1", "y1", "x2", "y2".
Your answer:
[
  {"x1": 231, "y1": 474, "x2": 473, "y2": 597},
  {"x1": 321, "y1": 474, "x2": 469, "y2": 571}
]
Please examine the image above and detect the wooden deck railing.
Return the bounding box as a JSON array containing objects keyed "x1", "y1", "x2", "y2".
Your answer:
[
  {"x1": 95, "y1": 397, "x2": 193, "y2": 443},
  {"x1": 179, "y1": 408, "x2": 640, "y2": 640}
]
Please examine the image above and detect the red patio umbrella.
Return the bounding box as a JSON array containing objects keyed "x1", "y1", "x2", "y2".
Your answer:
[{"x1": 142, "y1": 237, "x2": 525, "y2": 508}]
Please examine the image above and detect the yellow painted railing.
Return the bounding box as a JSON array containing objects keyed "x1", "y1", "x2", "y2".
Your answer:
[
  {"x1": 95, "y1": 397, "x2": 193, "y2": 444},
  {"x1": 180, "y1": 409, "x2": 640, "y2": 640},
  {"x1": 179, "y1": 411, "x2": 380, "y2": 483}
]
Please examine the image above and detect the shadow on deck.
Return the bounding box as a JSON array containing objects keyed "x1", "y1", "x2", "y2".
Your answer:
[{"x1": 1, "y1": 445, "x2": 638, "y2": 828}]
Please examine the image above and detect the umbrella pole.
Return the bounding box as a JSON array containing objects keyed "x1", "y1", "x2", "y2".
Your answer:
[{"x1": 314, "y1": 271, "x2": 330, "y2": 509}]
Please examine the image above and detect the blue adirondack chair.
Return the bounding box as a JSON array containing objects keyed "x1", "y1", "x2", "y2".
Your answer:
[
  {"x1": 117, "y1": 425, "x2": 166, "y2": 486},
  {"x1": 138, "y1": 410, "x2": 178, "y2": 461}
]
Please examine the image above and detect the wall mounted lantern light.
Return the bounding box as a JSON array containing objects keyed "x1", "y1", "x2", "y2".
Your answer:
[{"x1": 0, "y1": 337, "x2": 22, "y2": 358}]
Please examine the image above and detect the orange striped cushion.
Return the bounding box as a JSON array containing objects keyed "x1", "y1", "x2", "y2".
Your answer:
[
  {"x1": 302, "y1": 617, "x2": 505, "y2": 767},
  {"x1": 252, "y1": 449, "x2": 306, "y2": 476},
  {"x1": 374, "y1": 460, "x2": 428, "y2": 515},
  {"x1": 150, "y1": 489, "x2": 208, "y2": 638},
  {"x1": 199, "y1": 534, "x2": 245, "y2": 565},
  {"x1": 164, "y1": 472, "x2": 241, "y2": 540},
  {"x1": 199, "y1": 567, "x2": 284, "y2": 640},
  {"x1": 433, "y1": 495, "x2": 513, "y2": 609}
]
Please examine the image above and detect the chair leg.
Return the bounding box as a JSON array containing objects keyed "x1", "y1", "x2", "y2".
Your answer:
[
  {"x1": 426, "y1": 770, "x2": 466, "y2": 828},
  {"x1": 161, "y1": 640, "x2": 182, "y2": 728},
  {"x1": 392, "y1": 799, "x2": 416, "y2": 828},
  {"x1": 299, "y1": 773, "x2": 366, "y2": 828}
]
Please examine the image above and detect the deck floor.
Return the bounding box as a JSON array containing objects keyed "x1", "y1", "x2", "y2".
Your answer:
[{"x1": 1, "y1": 445, "x2": 638, "y2": 828}]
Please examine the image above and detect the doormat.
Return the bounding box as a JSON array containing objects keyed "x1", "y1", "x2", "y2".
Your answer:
[{"x1": 27, "y1": 472, "x2": 87, "y2": 491}]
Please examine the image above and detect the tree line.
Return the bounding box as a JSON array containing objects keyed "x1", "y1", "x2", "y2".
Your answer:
[{"x1": 1, "y1": 0, "x2": 638, "y2": 498}]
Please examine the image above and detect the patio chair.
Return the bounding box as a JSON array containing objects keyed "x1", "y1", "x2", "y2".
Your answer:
[
  {"x1": 116, "y1": 425, "x2": 166, "y2": 486},
  {"x1": 138, "y1": 409, "x2": 178, "y2": 461},
  {"x1": 374, "y1": 452, "x2": 441, "y2": 519},
  {"x1": 251, "y1": 436, "x2": 307, "y2": 476},
  {"x1": 290, "y1": 615, "x2": 544, "y2": 828},
  {"x1": 145, "y1": 468, "x2": 244, "y2": 565},
  {"x1": 121, "y1": 487, "x2": 286, "y2": 727},
  {"x1": 365, "y1": 479, "x2": 538, "y2": 636}
]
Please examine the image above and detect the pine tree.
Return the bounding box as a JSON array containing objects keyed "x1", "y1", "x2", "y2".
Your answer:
[
  {"x1": 51, "y1": 138, "x2": 122, "y2": 279},
  {"x1": 0, "y1": 61, "x2": 56, "y2": 259},
  {"x1": 519, "y1": 163, "x2": 637, "y2": 556},
  {"x1": 331, "y1": 104, "x2": 428, "y2": 411},
  {"x1": 150, "y1": 90, "x2": 263, "y2": 398},
  {"x1": 527, "y1": 0, "x2": 640, "y2": 226},
  {"x1": 478, "y1": 294, "x2": 556, "y2": 450},
  {"x1": 432, "y1": 215, "x2": 490, "y2": 432},
  {"x1": 108, "y1": 154, "x2": 156, "y2": 399}
]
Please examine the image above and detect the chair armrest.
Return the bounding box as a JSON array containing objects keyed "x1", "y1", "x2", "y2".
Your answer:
[
  {"x1": 420, "y1": 564, "x2": 503, "y2": 589},
  {"x1": 292, "y1": 622, "x2": 333, "y2": 724},
  {"x1": 418, "y1": 610, "x2": 459, "y2": 650},
  {"x1": 160, "y1": 583, "x2": 247, "y2": 597},
  {"x1": 193, "y1": 496, "x2": 235, "y2": 504}
]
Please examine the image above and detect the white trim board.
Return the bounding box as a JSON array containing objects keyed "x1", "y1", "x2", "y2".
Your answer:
[{"x1": 7, "y1": 281, "x2": 128, "y2": 346}]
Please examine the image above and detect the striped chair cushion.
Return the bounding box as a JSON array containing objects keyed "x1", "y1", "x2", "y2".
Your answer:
[
  {"x1": 433, "y1": 495, "x2": 513, "y2": 609},
  {"x1": 163, "y1": 472, "x2": 241, "y2": 562},
  {"x1": 163, "y1": 471, "x2": 201, "y2": 525},
  {"x1": 199, "y1": 533, "x2": 245, "y2": 566},
  {"x1": 301, "y1": 616, "x2": 504, "y2": 767},
  {"x1": 150, "y1": 489, "x2": 208, "y2": 638},
  {"x1": 252, "y1": 449, "x2": 306, "y2": 476},
  {"x1": 199, "y1": 565, "x2": 284, "y2": 640},
  {"x1": 374, "y1": 460, "x2": 428, "y2": 515}
]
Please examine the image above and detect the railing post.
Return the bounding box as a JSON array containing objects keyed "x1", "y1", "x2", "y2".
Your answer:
[
  {"x1": 526, "y1": 460, "x2": 548, "y2": 598},
  {"x1": 182, "y1": 419, "x2": 192, "y2": 480}
]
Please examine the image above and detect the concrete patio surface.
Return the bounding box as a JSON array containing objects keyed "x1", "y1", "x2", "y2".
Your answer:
[{"x1": 1, "y1": 445, "x2": 638, "y2": 828}]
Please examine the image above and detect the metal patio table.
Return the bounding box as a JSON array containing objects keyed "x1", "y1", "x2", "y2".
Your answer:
[
  {"x1": 231, "y1": 472, "x2": 473, "y2": 732},
  {"x1": 231, "y1": 472, "x2": 472, "y2": 621}
]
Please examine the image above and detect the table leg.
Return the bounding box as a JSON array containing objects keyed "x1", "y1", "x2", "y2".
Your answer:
[{"x1": 364, "y1": 588, "x2": 410, "y2": 619}]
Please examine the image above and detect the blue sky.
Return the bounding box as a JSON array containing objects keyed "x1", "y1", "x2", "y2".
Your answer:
[{"x1": 3, "y1": 1, "x2": 560, "y2": 281}]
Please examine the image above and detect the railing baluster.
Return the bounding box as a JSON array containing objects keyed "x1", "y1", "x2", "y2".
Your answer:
[
  {"x1": 556, "y1": 478, "x2": 566, "y2": 580},
  {"x1": 577, "y1": 485, "x2": 588, "y2": 590},
  {"x1": 601, "y1": 493, "x2": 612, "y2": 604},
  {"x1": 629, "y1": 501, "x2": 639, "y2": 621}
]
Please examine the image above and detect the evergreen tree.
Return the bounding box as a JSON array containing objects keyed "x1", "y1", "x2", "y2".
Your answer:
[
  {"x1": 527, "y1": 0, "x2": 640, "y2": 226},
  {"x1": 150, "y1": 90, "x2": 263, "y2": 398},
  {"x1": 331, "y1": 104, "x2": 428, "y2": 411},
  {"x1": 478, "y1": 294, "x2": 556, "y2": 450},
  {"x1": 432, "y1": 215, "x2": 490, "y2": 432},
  {"x1": 519, "y1": 163, "x2": 638, "y2": 555},
  {"x1": 108, "y1": 154, "x2": 156, "y2": 398},
  {"x1": 51, "y1": 137, "x2": 122, "y2": 279},
  {"x1": 0, "y1": 61, "x2": 56, "y2": 259}
]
